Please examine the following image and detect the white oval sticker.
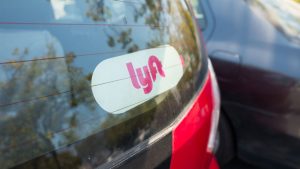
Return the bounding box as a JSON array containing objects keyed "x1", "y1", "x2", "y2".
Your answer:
[{"x1": 91, "y1": 45, "x2": 184, "y2": 114}]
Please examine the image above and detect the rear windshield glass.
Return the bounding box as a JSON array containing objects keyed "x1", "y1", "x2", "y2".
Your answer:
[
  {"x1": 190, "y1": 0, "x2": 207, "y2": 30},
  {"x1": 0, "y1": 0, "x2": 205, "y2": 168}
]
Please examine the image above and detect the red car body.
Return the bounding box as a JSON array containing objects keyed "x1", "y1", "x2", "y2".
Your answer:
[{"x1": 171, "y1": 71, "x2": 220, "y2": 169}]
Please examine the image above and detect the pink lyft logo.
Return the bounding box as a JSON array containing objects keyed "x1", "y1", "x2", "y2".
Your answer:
[{"x1": 126, "y1": 55, "x2": 165, "y2": 94}]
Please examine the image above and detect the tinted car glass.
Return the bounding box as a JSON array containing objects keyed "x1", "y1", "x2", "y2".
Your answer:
[
  {"x1": 249, "y1": 0, "x2": 300, "y2": 44},
  {"x1": 190, "y1": 0, "x2": 207, "y2": 30},
  {"x1": 0, "y1": 0, "x2": 206, "y2": 168}
]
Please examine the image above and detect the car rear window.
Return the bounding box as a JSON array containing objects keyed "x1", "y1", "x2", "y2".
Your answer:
[
  {"x1": 0, "y1": 0, "x2": 206, "y2": 168},
  {"x1": 190, "y1": 0, "x2": 207, "y2": 30}
]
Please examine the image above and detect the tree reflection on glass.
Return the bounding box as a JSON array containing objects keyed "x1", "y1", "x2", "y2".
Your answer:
[{"x1": 0, "y1": 0, "x2": 204, "y2": 168}]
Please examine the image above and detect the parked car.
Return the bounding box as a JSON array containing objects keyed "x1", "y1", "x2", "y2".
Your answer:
[
  {"x1": 0, "y1": 0, "x2": 220, "y2": 169},
  {"x1": 191, "y1": 0, "x2": 300, "y2": 168}
]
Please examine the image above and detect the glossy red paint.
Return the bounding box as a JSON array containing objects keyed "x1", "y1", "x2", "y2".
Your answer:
[
  {"x1": 170, "y1": 74, "x2": 218, "y2": 169},
  {"x1": 209, "y1": 156, "x2": 220, "y2": 169}
]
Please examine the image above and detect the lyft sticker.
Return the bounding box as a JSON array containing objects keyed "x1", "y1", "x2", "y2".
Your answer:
[{"x1": 91, "y1": 45, "x2": 184, "y2": 114}]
